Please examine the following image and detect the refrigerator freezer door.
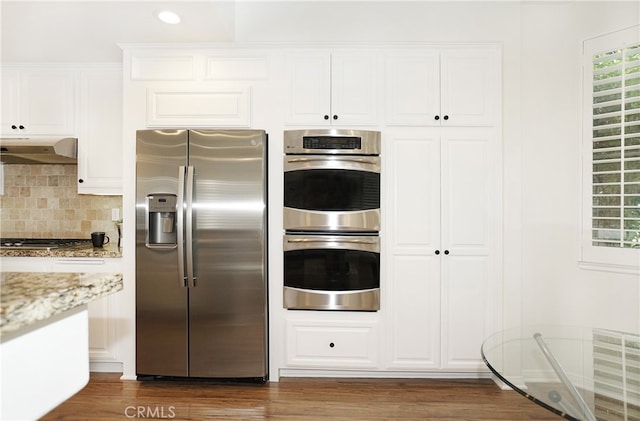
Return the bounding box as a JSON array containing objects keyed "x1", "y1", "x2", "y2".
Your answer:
[
  {"x1": 136, "y1": 129, "x2": 189, "y2": 377},
  {"x1": 187, "y1": 129, "x2": 268, "y2": 378}
]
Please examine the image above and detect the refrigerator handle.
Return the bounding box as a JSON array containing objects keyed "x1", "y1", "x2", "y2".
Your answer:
[
  {"x1": 177, "y1": 166, "x2": 187, "y2": 288},
  {"x1": 185, "y1": 165, "x2": 196, "y2": 288}
]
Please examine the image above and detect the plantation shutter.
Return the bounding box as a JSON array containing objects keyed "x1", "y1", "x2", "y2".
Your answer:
[{"x1": 591, "y1": 43, "x2": 640, "y2": 250}]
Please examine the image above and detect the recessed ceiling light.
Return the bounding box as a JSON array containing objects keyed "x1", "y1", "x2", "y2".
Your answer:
[{"x1": 156, "y1": 10, "x2": 181, "y2": 25}]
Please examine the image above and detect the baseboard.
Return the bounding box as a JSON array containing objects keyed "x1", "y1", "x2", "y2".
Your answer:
[
  {"x1": 278, "y1": 369, "x2": 493, "y2": 380},
  {"x1": 90, "y1": 361, "x2": 123, "y2": 373}
]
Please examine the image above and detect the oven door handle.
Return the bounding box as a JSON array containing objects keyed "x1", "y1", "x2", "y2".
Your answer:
[
  {"x1": 284, "y1": 237, "x2": 380, "y2": 253},
  {"x1": 286, "y1": 238, "x2": 378, "y2": 245},
  {"x1": 286, "y1": 157, "x2": 379, "y2": 165}
]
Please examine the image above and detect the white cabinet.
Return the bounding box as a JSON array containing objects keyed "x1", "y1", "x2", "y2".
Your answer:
[
  {"x1": 384, "y1": 127, "x2": 502, "y2": 372},
  {"x1": 285, "y1": 51, "x2": 378, "y2": 126},
  {"x1": 127, "y1": 52, "x2": 264, "y2": 128},
  {"x1": 1, "y1": 256, "x2": 123, "y2": 372},
  {"x1": 145, "y1": 85, "x2": 251, "y2": 128},
  {"x1": 50, "y1": 258, "x2": 122, "y2": 370},
  {"x1": 284, "y1": 315, "x2": 380, "y2": 370},
  {"x1": 285, "y1": 319, "x2": 379, "y2": 369},
  {"x1": 1, "y1": 67, "x2": 76, "y2": 136},
  {"x1": 1, "y1": 64, "x2": 123, "y2": 195},
  {"x1": 77, "y1": 66, "x2": 123, "y2": 195},
  {"x1": 385, "y1": 48, "x2": 499, "y2": 127}
]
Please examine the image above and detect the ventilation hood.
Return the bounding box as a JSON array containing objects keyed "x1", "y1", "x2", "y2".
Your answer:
[{"x1": 0, "y1": 137, "x2": 77, "y2": 164}]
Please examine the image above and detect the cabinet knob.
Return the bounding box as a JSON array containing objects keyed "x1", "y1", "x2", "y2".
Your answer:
[
  {"x1": 19, "y1": 125, "x2": 24, "y2": 129},
  {"x1": 444, "y1": 250, "x2": 450, "y2": 255},
  {"x1": 434, "y1": 115, "x2": 440, "y2": 121},
  {"x1": 443, "y1": 115, "x2": 449, "y2": 121},
  {"x1": 78, "y1": 179, "x2": 84, "y2": 184},
  {"x1": 329, "y1": 342, "x2": 335, "y2": 348},
  {"x1": 324, "y1": 115, "x2": 330, "y2": 120},
  {"x1": 435, "y1": 250, "x2": 440, "y2": 255},
  {"x1": 333, "y1": 115, "x2": 338, "y2": 120},
  {"x1": 11, "y1": 125, "x2": 17, "y2": 130}
]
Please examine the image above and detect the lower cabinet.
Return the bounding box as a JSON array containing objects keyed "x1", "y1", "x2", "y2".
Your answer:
[
  {"x1": 284, "y1": 316, "x2": 380, "y2": 370},
  {"x1": 383, "y1": 127, "x2": 502, "y2": 373},
  {"x1": 51, "y1": 258, "x2": 122, "y2": 371},
  {"x1": 1, "y1": 257, "x2": 123, "y2": 371},
  {"x1": 85, "y1": 293, "x2": 120, "y2": 370}
]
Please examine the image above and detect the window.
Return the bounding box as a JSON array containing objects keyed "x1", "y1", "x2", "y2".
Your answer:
[{"x1": 583, "y1": 26, "x2": 640, "y2": 268}]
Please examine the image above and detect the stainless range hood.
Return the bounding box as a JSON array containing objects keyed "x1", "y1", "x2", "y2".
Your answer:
[{"x1": 0, "y1": 137, "x2": 77, "y2": 164}]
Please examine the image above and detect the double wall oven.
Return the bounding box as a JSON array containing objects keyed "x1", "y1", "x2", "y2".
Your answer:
[{"x1": 283, "y1": 129, "x2": 381, "y2": 311}]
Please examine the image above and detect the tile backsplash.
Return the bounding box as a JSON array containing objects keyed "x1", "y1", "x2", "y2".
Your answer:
[{"x1": 0, "y1": 164, "x2": 122, "y2": 239}]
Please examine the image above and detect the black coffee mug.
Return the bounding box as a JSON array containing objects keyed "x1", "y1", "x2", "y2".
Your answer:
[{"x1": 91, "y1": 232, "x2": 110, "y2": 247}]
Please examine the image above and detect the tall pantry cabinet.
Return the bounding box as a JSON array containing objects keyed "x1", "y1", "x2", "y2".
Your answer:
[{"x1": 383, "y1": 47, "x2": 502, "y2": 372}]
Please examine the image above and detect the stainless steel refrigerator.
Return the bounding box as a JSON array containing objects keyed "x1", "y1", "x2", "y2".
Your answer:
[{"x1": 135, "y1": 129, "x2": 268, "y2": 380}]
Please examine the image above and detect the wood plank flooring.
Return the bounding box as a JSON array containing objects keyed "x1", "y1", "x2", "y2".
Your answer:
[{"x1": 41, "y1": 373, "x2": 561, "y2": 420}]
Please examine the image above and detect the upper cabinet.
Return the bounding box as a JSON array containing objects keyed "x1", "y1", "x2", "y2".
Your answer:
[
  {"x1": 385, "y1": 48, "x2": 500, "y2": 127},
  {"x1": 145, "y1": 85, "x2": 251, "y2": 128},
  {"x1": 77, "y1": 66, "x2": 123, "y2": 195},
  {"x1": 1, "y1": 67, "x2": 76, "y2": 136},
  {"x1": 285, "y1": 51, "x2": 379, "y2": 126},
  {"x1": 1, "y1": 64, "x2": 124, "y2": 195},
  {"x1": 126, "y1": 51, "x2": 271, "y2": 128}
]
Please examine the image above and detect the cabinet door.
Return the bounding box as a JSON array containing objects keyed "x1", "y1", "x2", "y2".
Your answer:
[
  {"x1": 440, "y1": 50, "x2": 499, "y2": 127},
  {"x1": 385, "y1": 49, "x2": 500, "y2": 127},
  {"x1": 330, "y1": 52, "x2": 378, "y2": 126},
  {"x1": 385, "y1": 52, "x2": 440, "y2": 126},
  {"x1": 77, "y1": 67, "x2": 123, "y2": 195},
  {"x1": 285, "y1": 51, "x2": 378, "y2": 126},
  {"x1": 385, "y1": 130, "x2": 441, "y2": 369},
  {"x1": 17, "y1": 69, "x2": 76, "y2": 136},
  {"x1": 87, "y1": 296, "x2": 119, "y2": 366},
  {"x1": 384, "y1": 128, "x2": 501, "y2": 372},
  {"x1": 146, "y1": 85, "x2": 251, "y2": 127},
  {"x1": 1, "y1": 69, "x2": 21, "y2": 134},
  {"x1": 439, "y1": 128, "x2": 501, "y2": 370},
  {"x1": 285, "y1": 51, "x2": 332, "y2": 125},
  {"x1": 51, "y1": 258, "x2": 123, "y2": 369}
]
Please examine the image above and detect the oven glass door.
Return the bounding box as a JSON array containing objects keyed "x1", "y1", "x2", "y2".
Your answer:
[
  {"x1": 284, "y1": 155, "x2": 380, "y2": 211},
  {"x1": 284, "y1": 155, "x2": 381, "y2": 232},
  {"x1": 283, "y1": 235, "x2": 380, "y2": 291}
]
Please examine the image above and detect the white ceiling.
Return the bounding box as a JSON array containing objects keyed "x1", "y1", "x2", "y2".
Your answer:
[
  {"x1": 0, "y1": 1, "x2": 238, "y2": 62},
  {"x1": 2, "y1": 0, "x2": 627, "y2": 63}
]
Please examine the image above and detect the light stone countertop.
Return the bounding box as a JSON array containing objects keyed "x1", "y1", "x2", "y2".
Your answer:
[
  {"x1": 0, "y1": 242, "x2": 122, "y2": 258},
  {"x1": 0, "y1": 271, "x2": 123, "y2": 335}
]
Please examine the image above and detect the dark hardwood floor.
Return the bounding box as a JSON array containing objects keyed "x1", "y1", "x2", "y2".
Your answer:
[{"x1": 40, "y1": 373, "x2": 561, "y2": 420}]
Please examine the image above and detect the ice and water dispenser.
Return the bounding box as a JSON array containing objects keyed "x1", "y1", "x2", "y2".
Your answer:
[{"x1": 146, "y1": 194, "x2": 177, "y2": 247}]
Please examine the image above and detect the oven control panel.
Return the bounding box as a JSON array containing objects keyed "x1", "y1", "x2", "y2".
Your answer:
[
  {"x1": 284, "y1": 129, "x2": 380, "y2": 155},
  {"x1": 302, "y1": 136, "x2": 361, "y2": 150}
]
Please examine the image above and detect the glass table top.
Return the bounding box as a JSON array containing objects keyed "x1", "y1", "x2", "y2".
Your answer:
[{"x1": 481, "y1": 326, "x2": 640, "y2": 421}]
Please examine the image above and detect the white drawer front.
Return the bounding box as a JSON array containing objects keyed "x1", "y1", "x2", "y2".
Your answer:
[{"x1": 285, "y1": 320, "x2": 379, "y2": 369}]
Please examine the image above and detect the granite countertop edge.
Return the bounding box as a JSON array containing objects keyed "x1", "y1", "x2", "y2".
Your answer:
[
  {"x1": 0, "y1": 272, "x2": 123, "y2": 335},
  {"x1": 0, "y1": 243, "x2": 122, "y2": 258}
]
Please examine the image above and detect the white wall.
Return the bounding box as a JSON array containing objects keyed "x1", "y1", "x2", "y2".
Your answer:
[
  {"x1": 519, "y1": 1, "x2": 639, "y2": 332},
  {"x1": 233, "y1": 1, "x2": 640, "y2": 332}
]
